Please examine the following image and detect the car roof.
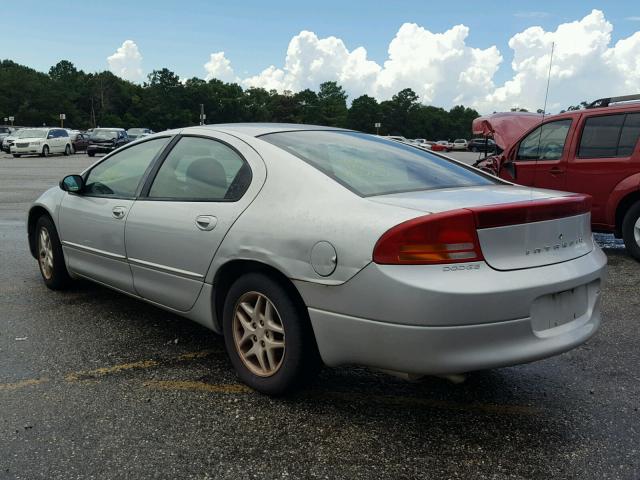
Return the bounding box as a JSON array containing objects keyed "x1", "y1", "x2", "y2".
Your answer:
[{"x1": 191, "y1": 123, "x2": 351, "y2": 137}]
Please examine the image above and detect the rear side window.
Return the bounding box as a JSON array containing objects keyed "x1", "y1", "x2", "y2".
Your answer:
[
  {"x1": 578, "y1": 113, "x2": 640, "y2": 158},
  {"x1": 148, "y1": 136, "x2": 251, "y2": 201},
  {"x1": 516, "y1": 120, "x2": 572, "y2": 161},
  {"x1": 261, "y1": 131, "x2": 496, "y2": 197}
]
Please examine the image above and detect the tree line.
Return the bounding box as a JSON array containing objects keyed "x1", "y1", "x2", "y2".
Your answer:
[{"x1": 0, "y1": 59, "x2": 480, "y2": 139}]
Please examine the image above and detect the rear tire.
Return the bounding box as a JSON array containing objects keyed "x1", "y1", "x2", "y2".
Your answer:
[
  {"x1": 12, "y1": 154, "x2": 21, "y2": 158},
  {"x1": 222, "y1": 272, "x2": 321, "y2": 395},
  {"x1": 41, "y1": 145, "x2": 49, "y2": 157},
  {"x1": 622, "y1": 201, "x2": 640, "y2": 261},
  {"x1": 34, "y1": 215, "x2": 72, "y2": 290},
  {"x1": 87, "y1": 151, "x2": 95, "y2": 157},
  {"x1": 64, "y1": 144, "x2": 71, "y2": 156}
]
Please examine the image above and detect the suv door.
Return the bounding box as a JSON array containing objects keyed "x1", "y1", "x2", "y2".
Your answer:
[
  {"x1": 504, "y1": 119, "x2": 574, "y2": 190},
  {"x1": 58, "y1": 137, "x2": 171, "y2": 292},
  {"x1": 124, "y1": 132, "x2": 265, "y2": 311},
  {"x1": 567, "y1": 112, "x2": 640, "y2": 227}
]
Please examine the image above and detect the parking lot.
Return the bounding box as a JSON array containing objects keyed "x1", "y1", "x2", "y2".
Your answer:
[{"x1": 0, "y1": 150, "x2": 639, "y2": 479}]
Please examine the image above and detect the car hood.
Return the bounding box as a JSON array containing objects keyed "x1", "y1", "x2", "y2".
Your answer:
[
  {"x1": 15, "y1": 137, "x2": 45, "y2": 142},
  {"x1": 367, "y1": 184, "x2": 568, "y2": 214},
  {"x1": 472, "y1": 112, "x2": 543, "y2": 149}
]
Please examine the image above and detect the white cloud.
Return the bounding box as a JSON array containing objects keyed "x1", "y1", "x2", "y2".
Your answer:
[
  {"x1": 204, "y1": 51, "x2": 238, "y2": 83},
  {"x1": 204, "y1": 9, "x2": 640, "y2": 113},
  {"x1": 107, "y1": 40, "x2": 143, "y2": 82}
]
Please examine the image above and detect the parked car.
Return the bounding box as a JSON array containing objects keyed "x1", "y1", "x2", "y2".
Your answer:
[
  {"x1": 11, "y1": 128, "x2": 72, "y2": 157},
  {"x1": 450, "y1": 139, "x2": 468, "y2": 151},
  {"x1": 431, "y1": 140, "x2": 450, "y2": 152},
  {"x1": 0, "y1": 126, "x2": 12, "y2": 142},
  {"x1": 70, "y1": 132, "x2": 90, "y2": 152},
  {"x1": 468, "y1": 137, "x2": 498, "y2": 153},
  {"x1": 28, "y1": 124, "x2": 606, "y2": 395},
  {"x1": 475, "y1": 94, "x2": 640, "y2": 260},
  {"x1": 87, "y1": 128, "x2": 129, "y2": 156},
  {"x1": 127, "y1": 128, "x2": 154, "y2": 140},
  {"x1": 413, "y1": 138, "x2": 432, "y2": 149},
  {"x1": 2, "y1": 131, "x2": 19, "y2": 153}
]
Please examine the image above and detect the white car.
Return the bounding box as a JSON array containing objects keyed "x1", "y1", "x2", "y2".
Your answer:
[
  {"x1": 450, "y1": 139, "x2": 469, "y2": 151},
  {"x1": 413, "y1": 138, "x2": 432, "y2": 149},
  {"x1": 2, "y1": 132, "x2": 19, "y2": 153},
  {"x1": 11, "y1": 128, "x2": 73, "y2": 158}
]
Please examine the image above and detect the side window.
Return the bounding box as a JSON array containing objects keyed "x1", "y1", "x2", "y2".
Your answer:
[
  {"x1": 617, "y1": 113, "x2": 640, "y2": 157},
  {"x1": 578, "y1": 114, "x2": 625, "y2": 158},
  {"x1": 60, "y1": 130, "x2": 69, "y2": 138},
  {"x1": 516, "y1": 120, "x2": 572, "y2": 161},
  {"x1": 84, "y1": 137, "x2": 170, "y2": 197},
  {"x1": 148, "y1": 136, "x2": 251, "y2": 201}
]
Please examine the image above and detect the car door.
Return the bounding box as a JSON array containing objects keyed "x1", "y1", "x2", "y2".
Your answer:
[
  {"x1": 124, "y1": 132, "x2": 266, "y2": 311},
  {"x1": 58, "y1": 136, "x2": 172, "y2": 293},
  {"x1": 503, "y1": 119, "x2": 574, "y2": 191},
  {"x1": 566, "y1": 112, "x2": 640, "y2": 226}
]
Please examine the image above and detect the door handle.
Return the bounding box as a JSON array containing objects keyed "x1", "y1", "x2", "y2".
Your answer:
[
  {"x1": 195, "y1": 215, "x2": 217, "y2": 231},
  {"x1": 112, "y1": 206, "x2": 127, "y2": 219},
  {"x1": 549, "y1": 167, "x2": 565, "y2": 175}
]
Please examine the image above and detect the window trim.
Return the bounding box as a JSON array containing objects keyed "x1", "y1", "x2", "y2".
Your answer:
[
  {"x1": 515, "y1": 118, "x2": 573, "y2": 162},
  {"x1": 138, "y1": 134, "x2": 253, "y2": 203},
  {"x1": 576, "y1": 112, "x2": 640, "y2": 159},
  {"x1": 79, "y1": 135, "x2": 174, "y2": 200}
]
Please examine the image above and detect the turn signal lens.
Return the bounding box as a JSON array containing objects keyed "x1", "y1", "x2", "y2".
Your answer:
[{"x1": 373, "y1": 209, "x2": 483, "y2": 265}]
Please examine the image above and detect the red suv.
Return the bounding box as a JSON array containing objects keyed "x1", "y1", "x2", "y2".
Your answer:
[{"x1": 475, "y1": 95, "x2": 640, "y2": 260}]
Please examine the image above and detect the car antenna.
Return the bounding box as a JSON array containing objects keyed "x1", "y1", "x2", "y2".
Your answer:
[{"x1": 531, "y1": 41, "x2": 555, "y2": 196}]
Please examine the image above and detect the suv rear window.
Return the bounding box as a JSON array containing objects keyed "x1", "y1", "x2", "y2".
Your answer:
[
  {"x1": 261, "y1": 130, "x2": 497, "y2": 197},
  {"x1": 578, "y1": 113, "x2": 640, "y2": 158}
]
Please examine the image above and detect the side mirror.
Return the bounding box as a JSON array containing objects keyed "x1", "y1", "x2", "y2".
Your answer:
[
  {"x1": 502, "y1": 160, "x2": 517, "y2": 179},
  {"x1": 60, "y1": 174, "x2": 84, "y2": 193}
]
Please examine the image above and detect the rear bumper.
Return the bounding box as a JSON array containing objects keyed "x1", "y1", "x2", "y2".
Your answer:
[{"x1": 300, "y1": 246, "x2": 606, "y2": 374}]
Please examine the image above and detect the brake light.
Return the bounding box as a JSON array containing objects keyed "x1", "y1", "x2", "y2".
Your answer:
[
  {"x1": 472, "y1": 194, "x2": 591, "y2": 229},
  {"x1": 373, "y1": 209, "x2": 483, "y2": 265}
]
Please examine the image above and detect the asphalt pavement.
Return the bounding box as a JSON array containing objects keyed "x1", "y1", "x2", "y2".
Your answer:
[{"x1": 0, "y1": 151, "x2": 638, "y2": 479}]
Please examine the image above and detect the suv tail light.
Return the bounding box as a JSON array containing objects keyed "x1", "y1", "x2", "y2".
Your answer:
[
  {"x1": 373, "y1": 194, "x2": 591, "y2": 265},
  {"x1": 373, "y1": 209, "x2": 483, "y2": 265}
]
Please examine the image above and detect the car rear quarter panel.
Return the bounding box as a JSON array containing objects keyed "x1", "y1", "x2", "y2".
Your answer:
[{"x1": 206, "y1": 139, "x2": 421, "y2": 286}]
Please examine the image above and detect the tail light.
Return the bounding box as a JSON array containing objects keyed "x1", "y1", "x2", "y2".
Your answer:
[
  {"x1": 373, "y1": 194, "x2": 591, "y2": 265},
  {"x1": 373, "y1": 209, "x2": 483, "y2": 265}
]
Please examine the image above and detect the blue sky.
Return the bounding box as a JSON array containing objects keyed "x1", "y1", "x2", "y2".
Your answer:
[{"x1": 3, "y1": 1, "x2": 640, "y2": 112}]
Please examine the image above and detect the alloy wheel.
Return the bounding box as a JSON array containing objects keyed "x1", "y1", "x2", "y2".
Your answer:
[
  {"x1": 232, "y1": 291, "x2": 285, "y2": 377},
  {"x1": 38, "y1": 227, "x2": 54, "y2": 280}
]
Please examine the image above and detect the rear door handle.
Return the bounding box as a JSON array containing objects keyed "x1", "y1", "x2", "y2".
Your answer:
[
  {"x1": 195, "y1": 215, "x2": 217, "y2": 231},
  {"x1": 112, "y1": 206, "x2": 127, "y2": 219},
  {"x1": 549, "y1": 167, "x2": 565, "y2": 175}
]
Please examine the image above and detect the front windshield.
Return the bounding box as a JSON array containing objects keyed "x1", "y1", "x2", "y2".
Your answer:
[
  {"x1": 18, "y1": 129, "x2": 46, "y2": 139},
  {"x1": 261, "y1": 131, "x2": 497, "y2": 197},
  {"x1": 128, "y1": 128, "x2": 145, "y2": 135},
  {"x1": 91, "y1": 130, "x2": 119, "y2": 140}
]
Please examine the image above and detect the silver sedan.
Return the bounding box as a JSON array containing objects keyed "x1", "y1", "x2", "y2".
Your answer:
[{"x1": 28, "y1": 124, "x2": 606, "y2": 395}]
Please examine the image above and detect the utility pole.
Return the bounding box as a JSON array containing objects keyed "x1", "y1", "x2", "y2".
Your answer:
[
  {"x1": 60, "y1": 113, "x2": 66, "y2": 128},
  {"x1": 199, "y1": 104, "x2": 206, "y2": 125}
]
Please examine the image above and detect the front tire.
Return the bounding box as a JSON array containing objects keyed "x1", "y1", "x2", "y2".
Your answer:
[
  {"x1": 222, "y1": 272, "x2": 320, "y2": 395},
  {"x1": 34, "y1": 216, "x2": 72, "y2": 290},
  {"x1": 622, "y1": 201, "x2": 640, "y2": 261},
  {"x1": 12, "y1": 154, "x2": 21, "y2": 158},
  {"x1": 87, "y1": 151, "x2": 95, "y2": 157},
  {"x1": 41, "y1": 145, "x2": 49, "y2": 157}
]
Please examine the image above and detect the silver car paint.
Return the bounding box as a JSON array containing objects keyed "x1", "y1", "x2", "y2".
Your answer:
[
  {"x1": 125, "y1": 130, "x2": 268, "y2": 311},
  {"x1": 28, "y1": 123, "x2": 607, "y2": 374}
]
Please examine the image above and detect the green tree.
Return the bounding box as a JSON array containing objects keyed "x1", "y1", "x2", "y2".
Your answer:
[
  {"x1": 317, "y1": 81, "x2": 348, "y2": 127},
  {"x1": 347, "y1": 95, "x2": 380, "y2": 133}
]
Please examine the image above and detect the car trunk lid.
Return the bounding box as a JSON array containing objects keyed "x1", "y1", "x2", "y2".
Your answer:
[{"x1": 369, "y1": 186, "x2": 593, "y2": 270}]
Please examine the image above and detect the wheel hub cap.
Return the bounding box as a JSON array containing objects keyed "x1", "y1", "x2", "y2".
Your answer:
[
  {"x1": 38, "y1": 227, "x2": 54, "y2": 280},
  {"x1": 233, "y1": 292, "x2": 285, "y2": 377},
  {"x1": 634, "y1": 217, "x2": 640, "y2": 246}
]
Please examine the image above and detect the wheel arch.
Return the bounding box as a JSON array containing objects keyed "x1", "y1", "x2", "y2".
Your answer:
[
  {"x1": 27, "y1": 206, "x2": 54, "y2": 258},
  {"x1": 614, "y1": 190, "x2": 640, "y2": 236},
  {"x1": 212, "y1": 259, "x2": 309, "y2": 333}
]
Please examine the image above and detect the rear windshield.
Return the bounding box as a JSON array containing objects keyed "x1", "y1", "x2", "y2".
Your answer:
[{"x1": 261, "y1": 131, "x2": 496, "y2": 197}]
